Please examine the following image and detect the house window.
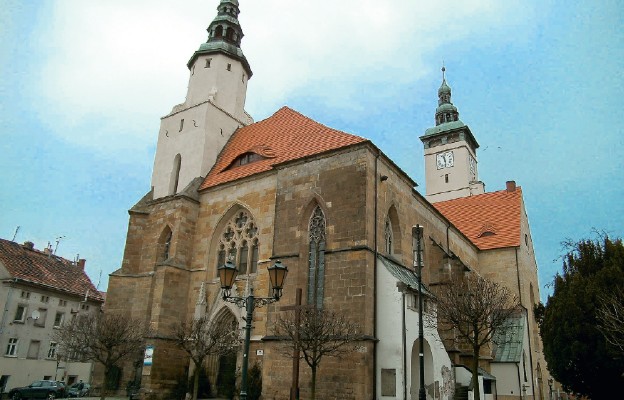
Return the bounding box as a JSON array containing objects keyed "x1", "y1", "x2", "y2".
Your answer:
[
  {"x1": 80, "y1": 304, "x2": 90, "y2": 311},
  {"x1": 54, "y1": 312, "x2": 65, "y2": 328},
  {"x1": 307, "y1": 206, "x2": 326, "y2": 308},
  {"x1": 14, "y1": 305, "x2": 26, "y2": 322},
  {"x1": 5, "y1": 338, "x2": 18, "y2": 356},
  {"x1": 20, "y1": 291, "x2": 30, "y2": 299},
  {"x1": 34, "y1": 308, "x2": 47, "y2": 327},
  {"x1": 205, "y1": 58, "x2": 211, "y2": 68},
  {"x1": 27, "y1": 340, "x2": 40, "y2": 359},
  {"x1": 226, "y1": 63, "x2": 231, "y2": 71},
  {"x1": 41, "y1": 295, "x2": 49, "y2": 303},
  {"x1": 47, "y1": 342, "x2": 58, "y2": 359},
  {"x1": 216, "y1": 211, "x2": 259, "y2": 275},
  {"x1": 59, "y1": 299, "x2": 67, "y2": 307},
  {"x1": 179, "y1": 119, "x2": 184, "y2": 132}
]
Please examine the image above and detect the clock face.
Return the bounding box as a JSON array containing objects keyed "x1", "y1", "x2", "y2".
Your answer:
[
  {"x1": 445, "y1": 151, "x2": 454, "y2": 167},
  {"x1": 436, "y1": 153, "x2": 446, "y2": 169},
  {"x1": 436, "y1": 151, "x2": 454, "y2": 169}
]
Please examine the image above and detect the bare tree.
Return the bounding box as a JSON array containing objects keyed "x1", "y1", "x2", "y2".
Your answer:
[
  {"x1": 171, "y1": 316, "x2": 240, "y2": 400},
  {"x1": 275, "y1": 308, "x2": 360, "y2": 400},
  {"x1": 52, "y1": 313, "x2": 148, "y2": 400},
  {"x1": 597, "y1": 287, "x2": 624, "y2": 354},
  {"x1": 432, "y1": 274, "x2": 520, "y2": 400}
]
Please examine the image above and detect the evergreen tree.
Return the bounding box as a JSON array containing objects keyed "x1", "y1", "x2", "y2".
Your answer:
[{"x1": 539, "y1": 235, "x2": 624, "y2": 399}]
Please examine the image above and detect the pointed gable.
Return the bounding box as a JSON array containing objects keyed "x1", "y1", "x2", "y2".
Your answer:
[
  {"x1": 199, "y1": 106, "x2": 367, "y2": 190},
  {"x1": 0, "y1": 239, "x2": 104, "y2": 301},
  {"x1": 433, "y1": 187, "x2": 523, "y2": 250}
]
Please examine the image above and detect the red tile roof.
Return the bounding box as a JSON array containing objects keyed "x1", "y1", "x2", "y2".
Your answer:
[
  {"x1": 0, "y1": 239, "x2": 104, "y2": 302},
  {"x1": 199, "y1": 106, "x2": 367, "y2": 190},
  {"x1": 433, "y1": 188, "x2": 523, "y2": 250}
]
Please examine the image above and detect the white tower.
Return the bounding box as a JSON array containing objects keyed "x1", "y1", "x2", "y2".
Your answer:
[
  {"x1": 150, "y1": 0, "x2": 253, "y2": 199},
  {"x1": 420, "y1": 67, "x2": 484, "y2": 202}
]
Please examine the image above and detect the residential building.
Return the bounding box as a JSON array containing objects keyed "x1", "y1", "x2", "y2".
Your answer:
[{"x1": 0, "y1": 239, "x2": 104, "y2": 394}]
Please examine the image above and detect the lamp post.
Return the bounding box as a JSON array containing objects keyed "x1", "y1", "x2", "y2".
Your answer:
[
  {"x1": 412, "y1": 225, "x2": 426, "y2": 400},
  {"x1": 218, "y1": 260, "x2": 288, "y2": 400},
  {"x1": 548, "y1": 378, "x2": 553, "y2": 400}
]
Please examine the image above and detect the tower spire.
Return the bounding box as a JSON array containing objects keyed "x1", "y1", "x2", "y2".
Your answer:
[
  {"x1": 435, "y1": 65, "x2": 458, "y2": 126},
  {"x1": 187, "y1": 0, "x2": 252, "y2": 77}
]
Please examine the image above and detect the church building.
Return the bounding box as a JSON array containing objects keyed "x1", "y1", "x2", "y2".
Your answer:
[{"x1": 103, "y1": 1, "x2": 550, "y2": 399}]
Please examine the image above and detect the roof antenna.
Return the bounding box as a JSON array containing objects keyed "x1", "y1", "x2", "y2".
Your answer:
[
  {"x1": 95, "y1": 270, "x2": 102, "y2": 291},
  {"x1": 11, "y1": 226, "x2": 20, "y2": 242},
  {"x1": 53, "y1": 236, "x2": 65, "y2": 255}
]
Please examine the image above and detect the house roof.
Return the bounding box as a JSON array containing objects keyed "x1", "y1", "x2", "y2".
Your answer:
[
  {"x1": 433, "y1": 187, "x2": 523, "y2": 250},
  {"x1": 378, "y1": 255, "x2": 432, "y2": 296},
  {"x1": 199, "y1": 106, "x2": 367, "y2": 190},
  {"x1": 0, "y1": 239, "x2": 104, "y2": 302}
]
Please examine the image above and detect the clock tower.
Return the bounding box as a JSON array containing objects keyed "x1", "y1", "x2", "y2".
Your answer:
[{"x1": 420, "y1": 67, "x2": 484, "y2": 202}]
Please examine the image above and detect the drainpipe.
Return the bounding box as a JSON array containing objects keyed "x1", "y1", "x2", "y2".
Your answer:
[
  {"x1": 402, "y1": 290, "x2": 407, "y2": 400},
  {"x1": 373, "y1": 152, "x2": 380, "y2": 399},
  {"x1": 516, "y1": 248, "x2": 535, "y2": 398}
]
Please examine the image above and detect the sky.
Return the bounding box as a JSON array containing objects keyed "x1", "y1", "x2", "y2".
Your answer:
[{"x1": 1, "y1": 0, "x2": 622, "y2": 301}]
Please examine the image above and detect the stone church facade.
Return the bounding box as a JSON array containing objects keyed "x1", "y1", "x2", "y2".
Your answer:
[{"x1": 103, "y1": 1, "x2": 550, "y2": 399}]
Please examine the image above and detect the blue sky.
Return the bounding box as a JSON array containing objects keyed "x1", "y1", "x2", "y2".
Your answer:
[{"x1": 1, "y1": 0, "x2": 622, "y2": 301}]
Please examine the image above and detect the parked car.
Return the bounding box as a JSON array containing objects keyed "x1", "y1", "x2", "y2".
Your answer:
[
  {"x1": 67, "y1": 382, "x2": 90, "y2": 398},
  {"x1": 8, "y1": 380, "x2": 67, "y2": 399}
]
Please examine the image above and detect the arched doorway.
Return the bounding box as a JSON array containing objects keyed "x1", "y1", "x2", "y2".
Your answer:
[
  {"x1": 212, "y1": 309, "x2": 239, "y2": 398},
  {"x1": 411, "y1": 338, "x2": 434, "y2": 400}
]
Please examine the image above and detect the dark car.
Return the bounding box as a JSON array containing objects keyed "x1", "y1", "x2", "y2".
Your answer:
[
  {"x1": 66, "y1": 382, "x2": 90, "y2": 398},
  {"x1": 8, "y1": 380, "x2": 67, "y2": 399}
]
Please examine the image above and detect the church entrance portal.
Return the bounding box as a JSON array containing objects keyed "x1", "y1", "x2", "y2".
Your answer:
[{"x1": 213, "y1": 308, "x2": 239, "y2": 398}]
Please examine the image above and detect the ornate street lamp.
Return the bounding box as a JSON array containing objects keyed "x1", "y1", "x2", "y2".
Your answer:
[
  {"x1": 412, "y1": 224, "x2": 426, "y2": 400},
  {"x1": 218, "y1": 260, "x2": 288, "y2": 400}
]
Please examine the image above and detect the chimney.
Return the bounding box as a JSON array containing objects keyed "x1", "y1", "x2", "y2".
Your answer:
[
  {"x1": 22, "y1": 241, "x2": 35, "y2": 250},
  {"x1": 43, "y1": 248, "x2": 52, "y2": 255},
  {"x1": 506, "y1": 180, "x2": 516, "y2": 192},
  {"x1": 77, "y1": 259, "x2": 86, "y2": 269}
]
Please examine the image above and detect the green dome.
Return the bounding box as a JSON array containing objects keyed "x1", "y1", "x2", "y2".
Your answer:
[{"x1": 436, "y1": 102, "x2": 457, "y2": 113}]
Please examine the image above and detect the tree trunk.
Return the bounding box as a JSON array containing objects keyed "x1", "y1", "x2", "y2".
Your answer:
[
  {"x1": 193, "y1": 366, "x2": 200, "y2": 400},
  {"x1": 100, "y1": 365, "x2": 109, "y2": 400},
  {"x1": 472, "y1": 344, "x2": 480, "y2": 400},
  {"x1": 311, "y1": 364, "x2": 317, "y2": 400}
]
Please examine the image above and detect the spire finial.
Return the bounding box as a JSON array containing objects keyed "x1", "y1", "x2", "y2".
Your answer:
[{"x1": 442, "y1": 62, "x2": 446, "y2": 82}]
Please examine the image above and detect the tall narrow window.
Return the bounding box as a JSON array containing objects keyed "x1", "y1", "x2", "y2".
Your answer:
[
  {"x1": 205, "y1": 58, "x2": 212, "y2": 68},
  {"x1": 215, "y1": 210, "x2": 260, "y2": 276},
  {"x1": 14, "y1": 305, "x2": 26, "y2": 322},
  {"x1": 159, "y1": 227, "x2": 173, "y2": 262},
  {"x1": 307, "y1": 206, "x2": 326, "y2": 308},
  {"x1": 170, "y1": 154, "x2": 182, "y2": 195},
  {"x1": 6, "y1": 338, "x2": 18, "y2": 356},
  {"x1": 47, "y1": 342, "x2": 57, "y2": 359}
]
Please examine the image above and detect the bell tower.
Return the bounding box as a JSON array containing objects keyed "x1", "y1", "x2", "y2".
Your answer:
[
  {"x1": 150, "y1": 0, "x2": 253, "y2": 199},
  {"x1": 420, "y1": 67, "x2": 484, "y2": 202}
]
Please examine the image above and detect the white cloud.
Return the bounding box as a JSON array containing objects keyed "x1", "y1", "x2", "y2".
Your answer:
[{"x1": 27, "y1": 0, "x2": 537, "y2": 154}]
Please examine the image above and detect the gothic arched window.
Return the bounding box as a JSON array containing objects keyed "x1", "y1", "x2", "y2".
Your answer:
[
  {"x1": 159, "y1": 227, "x2": 173, "y2": 262},
  {"x1": 307, "y1": 206, "x2": 326, "y2": 308},
  {"x1": 216, "y1": 210, "x2": 259, "y2": 275}
]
